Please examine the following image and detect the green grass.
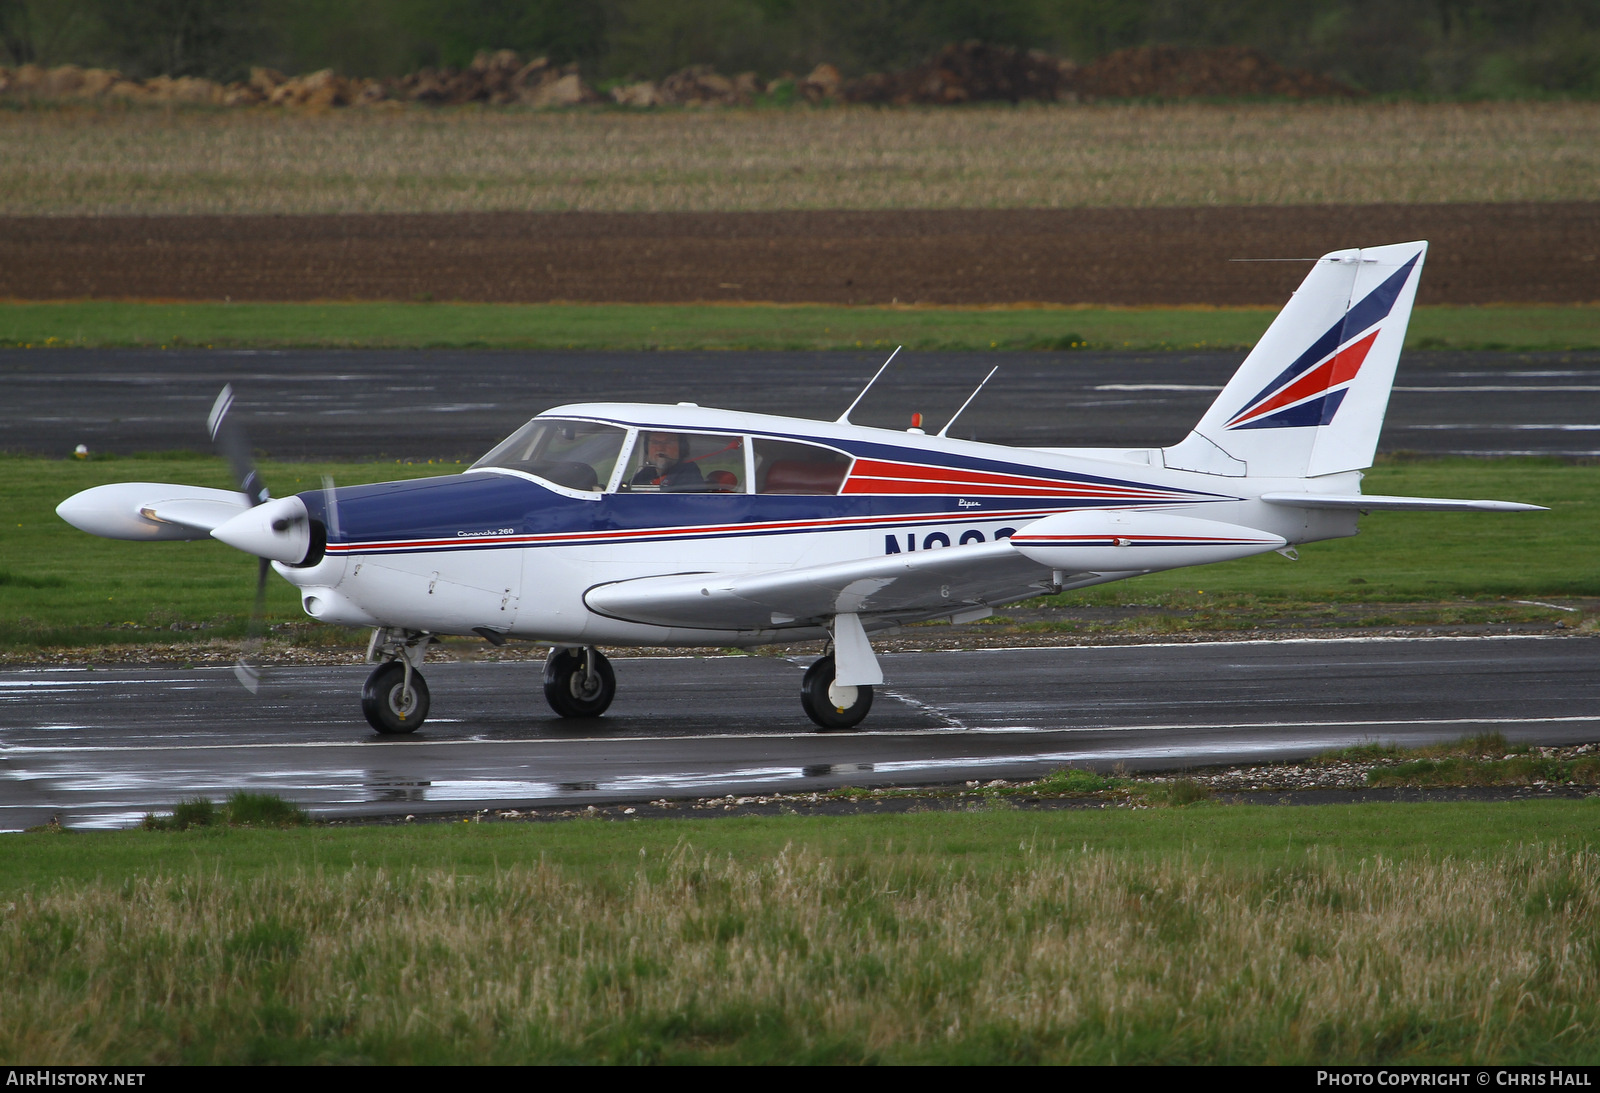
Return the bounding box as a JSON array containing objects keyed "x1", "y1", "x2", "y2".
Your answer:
[
  {"x1": 3, "y1": 455, "x2": 1594, "y2": 652},
  {"x1": 5, "y1": 803, "x2": 1600, "y2": 1064},
  {"x1": 2, "y1": 300, "x2": 1598, "y2": 352},
  {"x1": 141, "y1": 792, "x2": 311, "y2": 831},
  {"x1": 1321, "y1": 733, "x2": 1600, "y2": 788},
  {"x1": 0, "y1": 454, "x2": 450, "y2": 650},
  {"x1": 1370, "y1": 755, "x2": 1600, "y2": 786},
  {"x1": 1044, "y1": 457, "x2": 1600, "y2": 608}
]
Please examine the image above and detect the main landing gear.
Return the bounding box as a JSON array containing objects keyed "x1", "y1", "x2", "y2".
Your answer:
[
  {"x1": 543, "y1": 646, "x2": 616, "y2": 718},
  {"x1": 800, "y1": 654, "x2": 874, "y2": 731},
  {"x1": 358, "y1": 626, "x2": 875, "y2": 733}
]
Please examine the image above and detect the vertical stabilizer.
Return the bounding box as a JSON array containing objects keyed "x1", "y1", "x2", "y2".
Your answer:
[{"x1": 1163, "y1": 241, "x2": 1427, "y2": 479}]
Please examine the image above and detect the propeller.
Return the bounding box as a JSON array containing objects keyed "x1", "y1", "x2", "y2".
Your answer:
[
  {"x1": 207, "y1": 385, "x2": 277, "y2": 694},
  {"x1": 207, "y1": 384, "x2": 270, "y2": 508}
]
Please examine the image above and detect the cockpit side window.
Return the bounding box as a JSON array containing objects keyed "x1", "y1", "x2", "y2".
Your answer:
[
  {"x1": 470, "y1": 419, "x2": 626, "y2": 492},
  {"x1": 753, "y1": 439, "x2": 852, "y2": 494},
  {"x1": 619, "y1": 431, "x2": 746, "y2": 493}
]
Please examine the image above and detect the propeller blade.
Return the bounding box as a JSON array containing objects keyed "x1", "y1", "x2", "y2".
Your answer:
[
  {"x1": 234, "y1": 555, "x2": 270, "y2": 694},
  {"x1": 208, "y1": 384, "x2": 270, "y2": 507},
  {"x1": 234, "y1": 660, "x2": 262, "y2": 695},
  {"x1": 209, "y1": 388, "x2": 274, "y2": 693},
  {"x1": 321, "y1": 474, "x2": 340, "y2": 542}
]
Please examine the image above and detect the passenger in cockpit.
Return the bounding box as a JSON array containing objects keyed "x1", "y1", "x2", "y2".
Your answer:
[{"x1": 631, "y1": 432, "x2": 705, "y2": 491}]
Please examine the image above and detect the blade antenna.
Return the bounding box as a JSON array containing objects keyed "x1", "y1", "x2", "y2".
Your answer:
[
  {"x1": 937, "y1": 366, "x2": 999, "y2": 438},
  {"x1": 836, "y1": 346, "x2": 900, "y2": 424}
]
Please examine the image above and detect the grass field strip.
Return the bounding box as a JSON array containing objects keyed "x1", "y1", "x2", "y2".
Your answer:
[
  {"x1": 5, "y1": 302, "x2": 1596, "y2": 352},
  {"x1": 5, "y1": 103, "x2": 1596, "y2": 214}
]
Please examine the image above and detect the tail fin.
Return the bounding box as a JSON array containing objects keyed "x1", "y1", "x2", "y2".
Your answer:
[{"x1": 1163, "y1": 241, "x2": 1427, "y2": 479}]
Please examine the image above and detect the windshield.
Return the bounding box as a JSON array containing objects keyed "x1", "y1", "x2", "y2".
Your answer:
[{"x1": 470, "y1": 418, "x2": 627, "y2": 492}]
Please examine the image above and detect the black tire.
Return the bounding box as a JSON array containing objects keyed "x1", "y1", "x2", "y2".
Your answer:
[
  {"x1": 361, "y1": 661, "x2": 429, "y2": 734},
  {"x1": 543, "y1": 647, "x2": 616, "y2": 718},
  {"x1": 800, "y1": 654, "x2": 873, "y2": 731}
]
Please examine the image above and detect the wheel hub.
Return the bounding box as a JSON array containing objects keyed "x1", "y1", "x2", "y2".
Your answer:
[
  {"x1": 387, "y1": 684, "x2": 419, "y2": 718},
  {"x1": 826, "y1": 681, "x2": 859, "y2": 711}
]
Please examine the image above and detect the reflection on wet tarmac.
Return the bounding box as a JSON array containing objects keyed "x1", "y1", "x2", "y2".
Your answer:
[{"x1": 2, "y1": 638, "x2": 1596, "y2": 830}]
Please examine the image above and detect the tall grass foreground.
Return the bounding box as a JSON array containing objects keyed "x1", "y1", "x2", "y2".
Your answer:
[{"x1": 3, "y1": 841, "x2": 1597, "y2": 1063}]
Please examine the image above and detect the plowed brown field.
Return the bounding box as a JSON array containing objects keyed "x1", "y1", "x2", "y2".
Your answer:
[{"x1": 5, "y1": 204, "x2": 1597, "y2": 306}]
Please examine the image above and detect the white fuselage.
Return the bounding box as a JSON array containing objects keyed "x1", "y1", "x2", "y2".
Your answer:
[{"x1": 275, "y1": 403, "x2": 1360, "y2": 647}]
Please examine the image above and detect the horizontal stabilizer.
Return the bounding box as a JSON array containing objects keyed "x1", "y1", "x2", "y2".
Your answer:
[
  {"x1": 1260, "y1": 493, "x2": 1547, "y2": 513},
  {"x1": 56, "y1": 483, "x2": 251, "y2": 541}
]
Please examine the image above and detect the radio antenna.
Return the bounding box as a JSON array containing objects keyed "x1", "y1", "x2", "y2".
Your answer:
[
  {"x1": 937, "y1": 365, "x2": 999, "y2": 438},
  {"x1": 836, "y1": 345, "x2": 900, "y2": 424}
]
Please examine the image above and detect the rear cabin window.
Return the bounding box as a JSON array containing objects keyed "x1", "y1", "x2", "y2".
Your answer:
[
  {"x1": 470, "y1": 419, "x2": 625, "y2": 492},
  {"x1": 620, "y1": 431, "x2": 746, "y2": 493},
  {"x1": 754, "y1": 439, "x2": 851, "y2": 495}
]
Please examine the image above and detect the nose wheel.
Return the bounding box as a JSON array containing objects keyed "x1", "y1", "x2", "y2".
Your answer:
[
  {"x1": 544, "y1": 646, "x2": 616, "y2": 717},
  {"x1": 800, "y1": 654, "x2": 873, "y2": 731},
  {"x1": 362, "y1": 660, "x2": 430, "y2": 734}
]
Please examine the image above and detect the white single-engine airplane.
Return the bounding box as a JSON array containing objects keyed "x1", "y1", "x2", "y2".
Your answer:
[{"x1": 59, "y1": 241, "x2": 1543, "y2": 733}]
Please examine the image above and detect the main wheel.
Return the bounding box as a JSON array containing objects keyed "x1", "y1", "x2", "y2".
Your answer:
[
  {"x1": 800, "y1": 654, "x2": 873, "y2": 731},
  {"x1": 543, "y1": 647, "x2": 616, "y2": 718},
  {"x1": 361, "y1": 661, "x2": 429, "y2": 734}
]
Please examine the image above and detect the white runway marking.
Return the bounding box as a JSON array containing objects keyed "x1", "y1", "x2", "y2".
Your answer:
[
  {"x1": 1093, "y1": 384, "x2": 1224, "y2": 392},
  {"x1": 1408, "y1": 423, "x2": 1600, "y2": 431},
  {"x1": 1393, "y1": 385, "x2": 1600, "y2": 393}
]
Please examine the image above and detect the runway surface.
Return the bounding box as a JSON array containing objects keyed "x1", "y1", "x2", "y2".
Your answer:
[
  {"x1": 4, "y1": 347, "x2": 1599, "y2": 461},
  {"x1": 3, "y1": 636, "x2": 1595, "y2": 830}
]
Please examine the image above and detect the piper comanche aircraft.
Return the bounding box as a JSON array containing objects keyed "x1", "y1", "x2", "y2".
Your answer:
[{"x1": 58, "y1": 241, "x2": 1543, "y2": 734}]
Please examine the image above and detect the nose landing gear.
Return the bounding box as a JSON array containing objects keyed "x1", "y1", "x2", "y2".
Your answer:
[
  {"x1": 362, "y1": 660, "x2": 430, "y2": 733},
  {"x1": 363, "y1": 628, "x2": 435, "y2": 734}
]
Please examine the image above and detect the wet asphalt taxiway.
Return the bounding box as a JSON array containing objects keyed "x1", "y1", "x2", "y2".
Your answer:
[
  {"x1": 4, "y1": 347, "x2": 1599, "y2": 461},
  {"x1": 5, "y1": 348, "x2": 1597, "y2": 827},
  {"x1": 3, "y1": 636, "x2": 1595, "y2": 830}
]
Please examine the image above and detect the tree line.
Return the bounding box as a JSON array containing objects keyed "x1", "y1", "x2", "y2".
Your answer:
[{"x1": 2, "y1": 0, "x2": 1596, "y2": 96}]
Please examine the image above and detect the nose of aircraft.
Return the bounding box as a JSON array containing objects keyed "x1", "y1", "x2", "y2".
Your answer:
[{"x1": 210, "y1": 495, "x2": 313, "y2": 565}]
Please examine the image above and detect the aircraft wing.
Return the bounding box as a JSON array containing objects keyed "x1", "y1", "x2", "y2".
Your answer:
[{"x1": 583, "y1": 540, "x2": 1127, "y2": 632}]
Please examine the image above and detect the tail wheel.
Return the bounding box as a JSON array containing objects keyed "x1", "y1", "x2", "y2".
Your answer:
[
  {"x1": 800, "y1": 654, "x2": 873, "y2": 731},
  {"x1": 543, "y1": 647, "x2": 616, "y2": 718},
  {"x1": 361, "y1": 661, "x2": 429, "y2": 734}
]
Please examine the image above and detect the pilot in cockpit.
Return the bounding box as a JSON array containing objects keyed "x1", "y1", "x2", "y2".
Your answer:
[{"x1": 630, "y1": 431, "x2": 705, "y2": 491}]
